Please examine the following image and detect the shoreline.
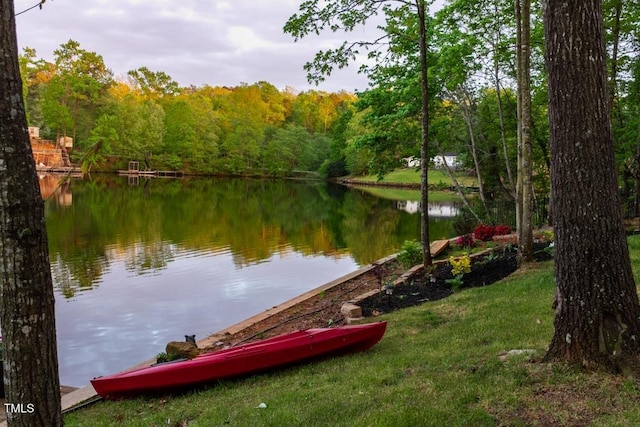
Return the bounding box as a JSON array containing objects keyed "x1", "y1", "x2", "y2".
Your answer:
[
  {"x1": 55, "y1": 238, "x2": 454, "y2": 415},
  {"x1": 48, "y1": 253, "x2": 400, "y2": 417}
]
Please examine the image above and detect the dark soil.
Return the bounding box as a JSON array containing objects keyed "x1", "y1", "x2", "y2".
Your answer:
[{"x1": 359, "y1": 243, "x2": 552, "y2": 317}]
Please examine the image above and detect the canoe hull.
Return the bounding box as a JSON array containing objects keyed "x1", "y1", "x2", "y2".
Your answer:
[{"x1": 91, "y1": 321, "x2": 387, "y2": 399}]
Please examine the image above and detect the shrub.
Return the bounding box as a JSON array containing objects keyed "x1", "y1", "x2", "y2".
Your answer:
[
  {"x1": 397, "y1": 240, "x2": 423, "y2": 268},
  {"x1": 449, "y1": 254, "x2": 472, "y2": 276},
  {"x1": 453, "y1": 214, "x2": 476, "y2": 236},
  {"x1": 454, "y1": 234, "x2": 475, "y2": 248},
  {"x1": 494, "y1": 224, "x2": 512, "y2": 236},
  {"x1": 433, "y1": 181, "x2": 450, "y2": 191},
  {"x1": 473, "y1": 224, "x2": 495, "y2": 241},
  {"x1": 320, "y1": 158, "x2": 348, "y2": 178},
  {"x1": 156, "y1": 352, "x2": 180, "y2": 364},
  {"x1": 446, "y1": 254, "x2": 472, "y2": 290}
]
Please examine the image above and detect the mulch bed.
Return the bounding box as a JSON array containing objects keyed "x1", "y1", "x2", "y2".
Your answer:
[{"x1": 358, "y1": 248, "x2": 520, "y2": 316}]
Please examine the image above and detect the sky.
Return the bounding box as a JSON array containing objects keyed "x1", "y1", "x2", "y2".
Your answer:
[{"x1": 14, "y1": 0, "x2": 386, "y2": 93}]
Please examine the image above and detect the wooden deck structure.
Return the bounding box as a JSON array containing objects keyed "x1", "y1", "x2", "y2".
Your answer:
[
  {"x1": 117, "y1": 170, "x2": 184, "y2": 178},
  {"x1": 117, "y1": 161, "x2": 183, "y2": 178},
  {"x1": 429, "y1": 239, "x2": 450, "y2": 258},
  {"x1": 32, "y1": 140, "x2": 71, "y2": 168}
]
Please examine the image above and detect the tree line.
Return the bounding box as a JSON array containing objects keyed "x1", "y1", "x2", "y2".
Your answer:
[{"x1": 19, "y1": 40, "x2": 357, "y2": 176}]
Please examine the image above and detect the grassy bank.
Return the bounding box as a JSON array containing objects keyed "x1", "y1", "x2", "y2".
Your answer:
[
  {"x1": 356, "y1": 186, "x2": 460, "y2": 202},
  {"x1": 347, "y1": 168, "x2": 475, "y2": 202},
  {"x1": 65, "y1": 236, "x2": 640, "y2": 426},
  {"x1": 351, "y1": 168, "x2": 477, "y2": 188}
]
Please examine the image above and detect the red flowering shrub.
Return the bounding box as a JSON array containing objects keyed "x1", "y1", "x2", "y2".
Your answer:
[
  {"x1": 494, "y1": 224, "x2": 512, "y2": 236},
  {"x1": 454, "y1": 234, "x2": 475, "y2": 248},
  {"x1": 473, "y1": 224, "x2": 495, "y2": 241}
]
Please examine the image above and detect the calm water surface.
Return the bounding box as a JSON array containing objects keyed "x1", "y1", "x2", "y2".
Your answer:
[{"x1": 42, "y1": 175, "x2": 458, "y2": 387}]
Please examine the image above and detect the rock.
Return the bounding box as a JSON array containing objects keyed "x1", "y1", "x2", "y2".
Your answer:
[
  {"x1": 341, "y1": 303, "x2": 362, "y2": 319},
  {"x1": 166, "y1": 341, "x2": 201, "y2": 359},
  {"x1": 345, "y1": 316, "x2": 365, "y2": 325},
  {"x1": 498, "y1": 349, "x2": 536, "y2": 361},
  {"x1": 341, "y1": 303, "x2": 364, "y2": 324}
]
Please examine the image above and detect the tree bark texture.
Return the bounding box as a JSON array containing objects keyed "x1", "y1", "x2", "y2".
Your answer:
[
  {"x1": 417, "y1": 0, "x2": 432, "y2": 270},
  {"x1": 516, "y1": 0, "x2": 534, "y2": 262},
  {"x1": 0, "y1": 1, "x2": 62, "y2": 424},
  {"x1": 544, "y1": 0, "x2": 640, "y2": 373}
]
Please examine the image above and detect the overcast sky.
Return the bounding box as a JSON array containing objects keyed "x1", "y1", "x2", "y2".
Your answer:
[{"x1": 14, "y1": 0, "x2": 387, "y2": 93}]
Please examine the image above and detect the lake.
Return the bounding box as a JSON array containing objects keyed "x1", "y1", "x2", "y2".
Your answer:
[{"x1": 41, "y1": 174, "x2": 459, "y2": 387}]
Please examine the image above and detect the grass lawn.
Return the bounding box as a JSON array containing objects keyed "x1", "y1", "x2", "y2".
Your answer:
[
  {"x1": 352, "y1": 168, "x2": 477, "y2": 187},
  {"x1": 65, "y1": 236, "x2": 640, "y2": 426},
  {"x1": 356, "y1": 186, "x2": 460, "y2": 202}
]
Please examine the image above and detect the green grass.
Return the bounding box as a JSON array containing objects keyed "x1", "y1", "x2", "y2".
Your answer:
[
  {"x1": 356, "y1": 186, "x2": 460, "y2": 202},
  {"x1": 65, "y1": 236, "x2": 640, "y2": 426},
  {"x1": 352, "y1": 168, "x2": 477, "y2": 187}
]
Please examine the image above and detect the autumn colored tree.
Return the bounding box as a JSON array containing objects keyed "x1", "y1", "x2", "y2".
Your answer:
[
  {"x1": 544, "y1": 0, "x2": 640, "y2": 372},
  {"x1": 127, "y1": 67, "x2": 181, "y2": 99},
  {"x1": 0, "y1": 0, "x2": 62, "y2": 424}
]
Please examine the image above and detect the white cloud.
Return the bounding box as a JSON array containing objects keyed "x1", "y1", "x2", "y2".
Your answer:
[
  {"x1": 14, "y1": 0, "x2": 374, "y2": 92},
  {"x1": 227, "y1": 26, "x2": 273, "y2": 52}
]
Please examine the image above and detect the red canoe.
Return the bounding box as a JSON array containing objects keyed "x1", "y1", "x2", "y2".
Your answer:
[{"x1": 91, "y1": 321, "x2": 387, "y2": 399}]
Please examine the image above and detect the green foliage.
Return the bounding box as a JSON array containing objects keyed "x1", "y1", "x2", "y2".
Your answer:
[
  {"x1": 450, "y1": 254, "x2": 471, "y2": 274},
  {"x1": 41, "y1": 39, "x2": 113, "y2": 149},
  {"x1": 319, "y1": 158, "x2": 348, "y2": 178},
  {"x1": 127, "y1": 67, "x2": 181, "y2": 98},
  {"x1": 446, "y1": 253, "x2": 471, "y2": 290},
  {"x1": 162, "y1": 93, "x2": 219, "y2": 173},
  {"x1": 155, "y1": 352, "x2": 183, "y2": 364},
  {"x1": 88, "y1": 114, "x2": 117, "y2": 154},
  {"x1": 397, "y1": 239, "x2": 422, "y2": 268},
  {"x1": 445, "y1": 274, "x2": 464, "y2": 290}
]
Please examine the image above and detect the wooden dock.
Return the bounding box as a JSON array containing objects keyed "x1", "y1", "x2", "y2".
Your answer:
[
  {"x1": 117, "y1": 170, "x2": 183, "y2": 178},
  {"x1": 117, "y1": 161, "x2": 183, "y2": 178}
]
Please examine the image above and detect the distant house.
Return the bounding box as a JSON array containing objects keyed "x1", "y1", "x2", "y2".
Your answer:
[
  {"x1": 395, "y1": 200, "x2": 460, "y2": 217},
  {"x1": 432, "y1": 152, "x2": 461, "y2": 169},
  {"x1": 29, "y1": 127, "x2": 71, "y2": 168},
  {"x1": 403, "y1": 153, "x2": 462, "y2": 169},
  {"x1": 402, "y1": 156, "x2": 421, "y2": 168}
]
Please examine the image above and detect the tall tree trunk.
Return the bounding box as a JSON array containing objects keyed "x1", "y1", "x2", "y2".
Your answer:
[
  {"x1": 492, "y1": 0, "x2": 514, "y2": 196},
  {"x1": 516, "y1": 0, "x2": 534, "y2": 262},
  {"x1": 635, "y1": 131, "x2": 640, "y2": 219},
  {"x1": 543, "y1": 0, "x2": 640, "y2": 373},
  {"x1": 0, "y1": 1, "x2": 62, "y2": 425},
  {"x1": 494, "y1": 70, "x2": 514, "y2": 196},
  {"x1": 417, "y1": 0, "x2": 432, "y2": 271},
  {"x1": 434, "y1": 140, "x2": 481, "y2": 222},
  {"x1": 457, "y1": 88, "x2": 487, "y2": 206},
  {"x1": 607, "y1": 0, "x2": 622, "y2": 110}
]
